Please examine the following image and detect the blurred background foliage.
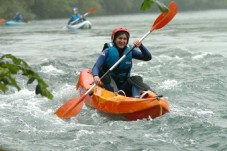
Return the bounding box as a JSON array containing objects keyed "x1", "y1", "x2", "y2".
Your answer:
[{"x1": 0, "y1": 0, "x2": 227, "y2": 20}]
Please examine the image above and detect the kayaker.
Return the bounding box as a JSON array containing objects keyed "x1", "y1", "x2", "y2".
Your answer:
[
  {"x1": 92, "y1": 27, "x2": 152, "y2": 98},
  {"x1": 12, "y1": 12, "x2": 24, "y2": 22},
  {"x1": 67, "y1": 7, "x2": 86, "y2": 25}
]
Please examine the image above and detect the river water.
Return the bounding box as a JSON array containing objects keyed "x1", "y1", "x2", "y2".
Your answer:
[{"x1": 0, "y1": 9, "x2": 227, "y2": 151}]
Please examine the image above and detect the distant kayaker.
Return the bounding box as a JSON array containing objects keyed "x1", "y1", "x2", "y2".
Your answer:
[
  {"x1": 92, "y1": 27, "x2": 152, "y2": 98},
  {"x1": 67, "y1": 7, "x2": 86, "y2": 25},
  {"x1": 12, "y1": 12, "x2": 24, "y2": 22}
]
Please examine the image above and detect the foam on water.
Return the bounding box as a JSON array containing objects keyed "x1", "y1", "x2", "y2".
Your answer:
[
  {"x1": 1, "y1": 10, "x2": 227, "y2": 151},
  {"x1": 159, "y1": 79, "x2": 179, "y2": 90},
  {"x1": 40, "y1": 65, "x2": 65, "y2": 75}
]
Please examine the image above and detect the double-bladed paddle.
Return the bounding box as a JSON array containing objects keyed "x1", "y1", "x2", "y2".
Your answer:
[
  {"x1": 55, "y1": 1, "x2": 178, "y2": 119},
  {"x1": 62, "y1": 7, "x2": 97, "y2": 29}
]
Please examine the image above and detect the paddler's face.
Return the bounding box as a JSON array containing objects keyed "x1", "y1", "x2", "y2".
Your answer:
[
  {"x1": 115, "y1": 33, "x2": 128, "y2": 49},
  {"x1": 72, "y1": 10, "x2": 77, "y2": 14}
]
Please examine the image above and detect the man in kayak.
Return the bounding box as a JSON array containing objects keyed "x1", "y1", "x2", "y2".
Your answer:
[
  {"x1": 67, "y1": 7, "x2": 86, "y2": 25},
  {"x1": 92, "y1": 27, "x2": 152, "y2": 98},
  {"x1": 12, "y1": 12, "x2": 24, "y2": 22}
]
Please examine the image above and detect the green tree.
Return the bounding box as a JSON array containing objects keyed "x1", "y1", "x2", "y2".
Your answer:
[
  {"x1": 1, "y1": 0, "x2": 227, "y2": 20},
  {"x1": 141, "y1": 0, "x2": 169, "y2": 12},
  {"x1": 31, "y1": 0, "x2": 72, "y2": 19},
  {"x1": 0, "y1": 0, "x2": 35, "y2": 20},
  {"x1": 0, "y1": 54, "x2": 53, "y2": 99}
]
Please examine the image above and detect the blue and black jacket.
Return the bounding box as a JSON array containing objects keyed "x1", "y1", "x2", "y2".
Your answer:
[
  {"x1": 68, "y1": 14, "x2": 83, "y2": 25},
  {"x1": 102, "y1": 42, "x2": 132, "y2": 83},
  {"x1": 92, "y1": 42, "x2": 152, "y2": 87},
  {"x1": 13, "y1": 14, "x2": 23, "y2": 22}
]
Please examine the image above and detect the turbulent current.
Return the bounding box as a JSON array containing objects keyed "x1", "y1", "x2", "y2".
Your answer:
[{"x1": 0, "y1": 10, "x2": 227, "y2": 151}]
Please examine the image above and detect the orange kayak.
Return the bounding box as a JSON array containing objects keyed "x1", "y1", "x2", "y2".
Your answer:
[{"x1": 76, "y1": 69, "x2": 169, "y2": 120}]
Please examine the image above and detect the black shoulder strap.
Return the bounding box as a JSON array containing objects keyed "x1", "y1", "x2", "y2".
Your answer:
[
  {"x1": 102, "y1": 43, "x2": 108, "y2": 51},
  {"x1": 102, "y1": 42, "x2": 114, "y2": 51}
]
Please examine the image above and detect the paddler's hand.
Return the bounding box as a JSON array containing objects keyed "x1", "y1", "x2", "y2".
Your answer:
[
  {"x1": 133, "y1": 39, "x2": 141, "y2": 48},
  {"x1": 93, "y1": 76, "x2": 103, "y2": 86}
]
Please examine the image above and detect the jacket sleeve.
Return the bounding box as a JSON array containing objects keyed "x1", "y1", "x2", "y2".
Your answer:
[
  {"x1": 132, "y1": 44, "x2": 152, "y2": 61},
  {"x1": 92, "y1": 49, "x2": 108, "y2": 76},
  {"x1": 68, "y1": 16, "x2": 73, "y2": 24}
]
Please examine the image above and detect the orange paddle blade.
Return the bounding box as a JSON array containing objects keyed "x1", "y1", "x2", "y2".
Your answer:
[
  {"x1": 87, "y1": 7, "x2": 97, "y2": 15},
  {"x1": 151, "y1": 1, "x2": 178, "y2": 31},
  {"x1": 55, "y1": 94, "x2": 86, "y2": 119},
  {"x1": 0, "y1": 18, "x2": 6, "y2": 23},
  {"x1": 83, "y1": 7, "x2": 97, "y2": 17}
]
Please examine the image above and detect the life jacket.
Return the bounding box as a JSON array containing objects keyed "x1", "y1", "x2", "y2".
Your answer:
[
  {"x1": 70, "y1": 14, "x2": 81, "y2": 24},
  {"x1": 101, "y1": 42, "x2": 132, "y2": 83}
]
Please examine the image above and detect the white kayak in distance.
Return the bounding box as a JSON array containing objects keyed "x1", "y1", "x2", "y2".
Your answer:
[{"x1": 67, "y1": 20, "x2": 92, "y2": 31}]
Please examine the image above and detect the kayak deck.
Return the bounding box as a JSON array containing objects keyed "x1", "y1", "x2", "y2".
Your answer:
[
  {"x1": 76, "y1": 69, "x2": 169, "y2": 120},
  {"x1": 67, "y1": 20, "x2": 92, "y2": 30}
]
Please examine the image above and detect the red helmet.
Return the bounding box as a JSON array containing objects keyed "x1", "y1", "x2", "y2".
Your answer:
[{"x1": 111, "y1": 26, "x2": 130, "y2": 41}]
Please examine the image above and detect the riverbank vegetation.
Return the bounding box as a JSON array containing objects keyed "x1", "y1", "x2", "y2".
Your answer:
[{"x1": 0, "y1": 0, "x2": 227, "y2": 20}]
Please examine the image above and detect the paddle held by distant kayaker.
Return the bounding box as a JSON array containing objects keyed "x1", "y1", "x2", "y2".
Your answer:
[{"x1": 67, "y1": 7, "x2": 86, "y2": 25}]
